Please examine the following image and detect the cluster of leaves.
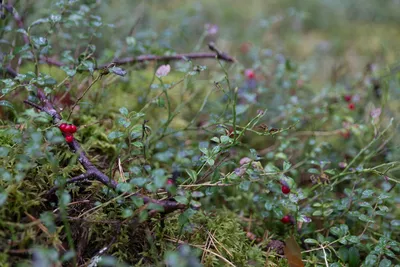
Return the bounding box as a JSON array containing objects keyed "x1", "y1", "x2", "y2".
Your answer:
[{"x1": 1, "y1": 0, "x2": 400, "y2": 266}]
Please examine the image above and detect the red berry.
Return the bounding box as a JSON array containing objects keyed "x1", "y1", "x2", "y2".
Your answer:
[
  {"x1": 340, "y1": 130, "x2": 350, "y2": 139},
  {"x1": 59, "y1": 123, "x2": 68, "y2": 132},
  {"x1": 65, "y1": 135, "x2": 74, "y2": 143},
  {"x1": 245, "y1": 69, "x2": 255, "y2": 79},
  {"x1": 167, "y1": 179, "x2": 174, "y2": 185},
  {"x1": 344, "y1": 95, "x2": 352, "y2": 102},
  {"x1": 281, "y1": 215, "x2": 291, "y2": 224},
  {"x1": 348, "y1": 103, "x2": 355, "y2": 110},
  {"x1": 281, "y1": 185, "x2": 291, "y2": 194},
  {"x1": 69, "y1": 124, "x2": 77, "y2": 133},
  {"x1": 64, "y1": 124, "x2": 73, "y2": 133}
]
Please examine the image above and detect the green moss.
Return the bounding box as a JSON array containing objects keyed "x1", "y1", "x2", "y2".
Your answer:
[{"x1": 162, "y1": 210, "x2": 267, "y2": 266}]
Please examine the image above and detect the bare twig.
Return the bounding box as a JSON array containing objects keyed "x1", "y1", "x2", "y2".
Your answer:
[
  {"x1": 23, "y1": 90, "x2": 186, "y2": 214},
  {"x1": 99, "y1": 43, "x2": 235, "y2": 69},
  {"x1": 17, "y1": 71, "x2": 186, "y2": 214},
  {"x1": 47, "y1": 173, "x2": 93, "y2": 195},
  {"x1": 39, "y1": 43, "x2": 235, "y2": 70}
]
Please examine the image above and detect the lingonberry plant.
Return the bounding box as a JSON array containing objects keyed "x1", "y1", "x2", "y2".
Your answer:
[{"x1": 0, "y1": 1, "x2": 399, "y2": 266}]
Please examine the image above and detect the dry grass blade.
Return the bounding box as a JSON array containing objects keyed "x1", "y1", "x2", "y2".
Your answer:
[{"x1": 165, "y1": 236, "x2": 237, "y2": 267}]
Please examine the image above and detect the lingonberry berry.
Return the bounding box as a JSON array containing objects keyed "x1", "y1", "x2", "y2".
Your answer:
[
  {"x1": 281, "y1": 185, "x2": 291, "y2": 194},
  {"x1": 64, "y1": 124, "x2": 73, "y2": 133},
  {"x1": 69, "y1": 124, "x2": 77, "y2": 133},
  {"x1": 281, "y1": 215, "x2": 291, "y2": 224},
  {"x1": 59, "y1": 123, "x2": 68, "y2": 132},
  {"x1": 344, "y1": 95, "x2": 352, "y2": 102},
  {"x1": 340, "y1": 130, "x2": 350, "y2": 139},
  {"x1": 65, "y1": 135, "x2": 74, "y2": 143},
  {"x1": 245, "y1": 69, "x2": 255, "y2": 79},
  {"x1": 348, "y1": 103, "x2": 355, "y2": 110},
  {"x1": 167, "y1": 179, "x2": 174, "y2": 185}
]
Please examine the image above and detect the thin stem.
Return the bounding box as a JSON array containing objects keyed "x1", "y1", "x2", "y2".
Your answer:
[{"x1": 67, "y1": 74, "x2": 102, "y2": 120}]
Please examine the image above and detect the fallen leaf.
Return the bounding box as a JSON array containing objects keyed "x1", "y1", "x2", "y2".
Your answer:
[{"x1": 283, "y1": 235, "x2": 304, "y2": 267}]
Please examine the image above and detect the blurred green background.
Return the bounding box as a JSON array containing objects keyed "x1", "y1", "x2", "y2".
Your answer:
[{"x1": 27, "y1": 0, "x2": 400, "y2": 79}]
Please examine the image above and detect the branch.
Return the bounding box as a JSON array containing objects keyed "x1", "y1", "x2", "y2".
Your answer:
[
  {"x1": 98, "y1": 43, "x2": 235, "y2": 69},
  {"x1": 18, "y1": 71, "x2": 185, "y2": 214},
  {"x1": 6, "y1": 4, "x2": 187, "y2": 215},
  {"x1": 47, "y1": 173, "x2": 93, "y2": 196},
  {"x1": 39, "y1": 42, "x2": 235, "y2": 70}
]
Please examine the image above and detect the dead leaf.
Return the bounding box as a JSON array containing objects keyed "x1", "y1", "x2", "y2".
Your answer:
[{"x1": 283, "y1": 235, "x2": 304, "y2": 267}]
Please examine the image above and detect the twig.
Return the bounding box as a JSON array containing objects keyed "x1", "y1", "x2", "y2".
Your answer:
[
  {"x1": 39, "y1": 42, "x2": 235, "y2": 70},
  {"x1": 19, "y1": 71, "x2": 185, "y2": 214},
  {"x1": 67, "y1": 73, "x2": 102, "y2": 120},
  {"x1": 47, "y1": 173, "x2": 93, "y2": 195}
]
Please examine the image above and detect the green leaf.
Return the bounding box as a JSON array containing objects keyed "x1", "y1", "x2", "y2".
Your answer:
[
  {"x1": 109, "y1": 66, "x2": 127, "y2": 77},
  {"x1": 60, "y1": 250, "x2": 76, "y2": 262},
  {"x1": 0, "y1": 100, "x2": 15, "y2": 111},
  {"x1": 378, "y1": 193, "x2": 391, "y2": 200},
  {"x1": 206, "y1": 158, "x2": 215, "y2": 166},
  {"x1": 323, "y1": 209, "x2": 333, "y2": 216},
  {"x1": 0, "y1": 192, "x2": 8, "y2": 207},
  {"x1": 61, "y1": 66, "x2": 76, "y2": 77},
  {"x1": 307, "y1": 168, "x2": 320, "y2": 174},
  {"x1": 283, "y1": 161, "x2": 292, "y2": 171},
  {"x1": 0, "y1": 147, "x2": 10, "y2": 157},
  {"x1": 132, "y1": 141, "x2": 143, "y2": 148},
  {"x1": 275, "y1": 152, "x2": 287, "y2": 160},
  {"x1": 304, "y1": 238, "x2": 318, "y2": 245},
  {"x1": 264, "y1": 202, "x2": 273, "y2": 210},
  {"x1": 210, "y1": 137, "x2": 220, "y2": 143},
  {"x1": 122, "y1": 208, "x2": 133, "y2": 218},
  {"x1": 312, "y1": 210, "x2": 322, "y2": 216},
  {"x1": 119, "y1": 107, "x2": 128, "y2": 115},
  {"x1": 30, "y1": 18, "x2": 49, "y2": 28},
  {"x1": 190, "y1": 200, "x2": 201, "y2": 209},
  {"x1": 220, "y1": 135, "x2": 231, "y2": 144},
  {"x1": 116, "y1": 183, "x2": 132, "y2": 193},
  {"x1": 384, "y1": 249, "x2": 395, "y2": 258},
  {"x1": 147, "y1": 202, "x2": 164, "y2": 212},
  {"x1": 186, "y1": 169, "x2": 197, "y2": 183},
  {"x1": 298, "y1": 214, "x2": 312, "y2": 223},
  {"x1": 359, "y1": 214, "x2": 374, "y2": 223},
  {"x1": 40, "y1": 212, "x2": 56, "y2": 234},
  {"x1": 191, "y1": 191, "x2": 204, "y2": 198},
  {"x1": 264, "y1": 163, "x2": 280, "y2": 173},
  {"x1": 174, "y1": 196, "x2": 188, "y2": 205},
  {"x1": 108, "y1": 131, "x2": 125, "y2": 140},
  {"x1": 330, "y1": 226, "x2": 341, "y2": 236},
  {"x1": 359, "y1": 202, "x2": 372, "y2": 208},
  {"x1": 390, "y1": 220, "x2": 400, "y2": 227},
  {"x1": 324, "y1": 169, "x2": 337, "y2": 175},
  {"x1": 338, "y1": 247, "x2": 349, "y2": 262},
  {"x1": 153, "y1": 169, "x2": 167, "y2": 188},
  {"x1": 239, "y1": 181, "x2": 251, "y2": 191},
  {"x1": 131, "y1": 196, "x2": 144, "y2": 207},
  {"x1": 379, "y1": 258, "x2": 391, "y2": 267},
  {"x1": 346, "y1": 235, "x2": 360, "y2": 244},
  {"x1": 131, "y1": 178, "x2": 147, "y2": 187},
  {"x1": 348, "y1": 247, "x2": 360, "y2": 267},
  {"x1": 362, "y1": 190, "x2": 374, "y2": 198},
  {"x1": 364, "y1": 254, "x2": 377, "y2": 266}
]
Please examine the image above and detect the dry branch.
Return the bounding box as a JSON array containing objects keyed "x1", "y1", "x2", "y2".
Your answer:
[{"x1": 39, "y1": 41, "x2": 235, "y2": 70}]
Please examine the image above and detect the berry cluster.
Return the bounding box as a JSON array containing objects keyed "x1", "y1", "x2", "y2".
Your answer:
[
  {"x1": 280, "y1": 182, "x2": 292, "y2": 223},
  {"x1": 59, "y1": 123, "x2": 77, "y2": 143},
  {"x1": 344, "y1": 95, "x2": 356, "y2": 110}
]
